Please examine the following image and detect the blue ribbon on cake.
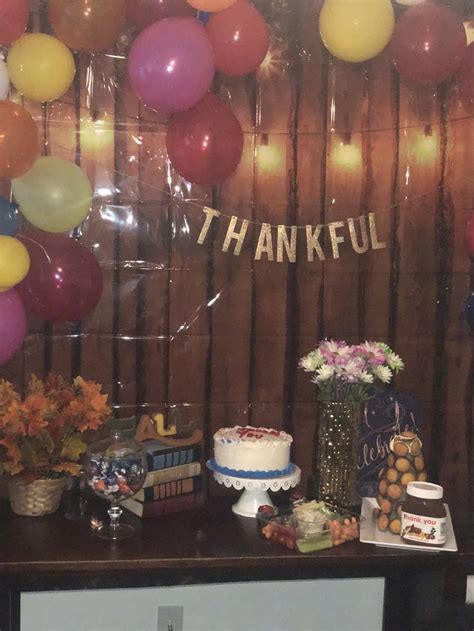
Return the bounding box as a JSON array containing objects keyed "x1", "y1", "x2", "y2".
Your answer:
[{"x1": 208, "y1": 458, "x2": 295, "y2": 479}]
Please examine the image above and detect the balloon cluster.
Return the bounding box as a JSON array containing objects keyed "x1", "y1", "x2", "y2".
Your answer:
[
  {"x1": 128, "y1": 0, "x2": 270, "y2": 185},
  {"x1": 0, "y1": 0, "x2": 268, "y2": 364},
  {"x1": 318, "y1": 1, "x2": 468, "y2": 88},
  {"x1": 0, "y1": 1, "x2": 110, "y2": 366}
]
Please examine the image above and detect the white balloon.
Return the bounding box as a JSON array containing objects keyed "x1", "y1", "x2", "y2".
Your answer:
[{"x1": 0, "y1": 60, "x2": 9, "y2": 101}]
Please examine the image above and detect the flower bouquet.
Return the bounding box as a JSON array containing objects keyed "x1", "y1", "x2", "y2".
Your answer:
[
  {"x1": 300, "y1": 340, "x2": 404, "y2": 402},
  {"x1": 0, "y1": 373, "x2": 111, "y2": 516},
  {"x1": 300, "y1": 340, "x2": 404, "y2": 508}
]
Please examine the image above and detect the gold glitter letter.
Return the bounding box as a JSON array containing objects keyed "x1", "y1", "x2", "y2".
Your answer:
[
  {"x1": 348, "y1": 215, "x2": 369, "y2": 254},
  {"x1": 277, "y1": 225, "x2": 297, "y2": 263},
  {"x1": 305, "y1": 224, "x2": 325, "y2": 262},
  {"x1": 328, "y1": 221, "x2": 345, "y2": 259},
  {"x1": 255, "y1": 223, "x2": 274, "y2": 261},
  {"x1": 222, "y1": 215, "x2": 249, "y2": 256},
  {"x1": 197, "y1": 207, "x2": 220, "y2": 245},
  {"x1": 369, "y1": 212, "x2": 386, "y2": 250}
]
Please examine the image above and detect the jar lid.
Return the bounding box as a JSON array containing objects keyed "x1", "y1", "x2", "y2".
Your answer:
[
  {"x1": 407, "y1": 481, "x2": 443, "y2": 500},
  {"x1": 88, "y1": 430, "x2": 144, "y2": 459}
]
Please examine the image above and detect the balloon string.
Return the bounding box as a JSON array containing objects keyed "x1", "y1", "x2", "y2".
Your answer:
[{"x1": 18, "y1": 235, "x2": 52, "y2": 264}]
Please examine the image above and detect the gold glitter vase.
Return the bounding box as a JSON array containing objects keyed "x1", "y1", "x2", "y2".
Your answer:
[{"x1": 313, "y1": 401, "x2": 360, "y2": 509}]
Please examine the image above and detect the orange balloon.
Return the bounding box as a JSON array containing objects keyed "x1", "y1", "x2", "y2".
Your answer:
[
  {"x1": 187, "y1": 0, "x2": 236, "y2": 11},
  {"x1": 0, "y1": 102, "x2": 39, "y2": 179},
  {"x1": 47, "y1": 0, "x2": 126, "y2": 53}
]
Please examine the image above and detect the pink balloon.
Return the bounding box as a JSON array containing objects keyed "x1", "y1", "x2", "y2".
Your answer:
[
  {"x1": 128, "y1": 17, "x2": 215, "y2": 114},
  {"x1": 0, "y1": 289, "x2": 26, "y2": 365}
]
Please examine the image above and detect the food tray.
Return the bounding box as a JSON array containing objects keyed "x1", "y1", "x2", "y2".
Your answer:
[
  {"x1": 360, "y1": 497, "x2": 458, "y2": 552},
  {"x1": 257, "y1": 501, "x2": 363, "y2": 553}
]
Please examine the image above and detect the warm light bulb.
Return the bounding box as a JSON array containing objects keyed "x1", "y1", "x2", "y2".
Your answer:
[
  {"x1": 256, "y1": 134, "x2": 284, "y2": 174},
  {"x1": 412, "y1": 125, "x2": 438, "y2": 165},
  {"x1": 464, "y1": 20, "x2": 474, "y2": 46},
  {"x1": 332, "y1": 136, "x2": 361, "y2": 171},
  {"x1": 258, "y1": 43, "x2": 287, "y2": 79},
  {"x1": 80, "y1": 115, "x2": 114, "y2": 152}
]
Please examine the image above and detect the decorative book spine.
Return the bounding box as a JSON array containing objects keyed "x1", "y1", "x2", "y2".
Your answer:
[
  {"x1": 142, "y1": 462, "x2": 201, "y2": 488},
  {"x1": 138, "y1": 476, "x2": 202, "y2": 502},
  {"x1": 145, "y1": 445, "x2": 202, "y2": 471},
  {"x1": 122, "y1": 492, "x2": 205, "y2": 518}
]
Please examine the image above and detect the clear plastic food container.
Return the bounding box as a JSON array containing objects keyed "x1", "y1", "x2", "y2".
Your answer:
[{"x1": 258, "y1": 501, "x2": 363, "y2": 553}]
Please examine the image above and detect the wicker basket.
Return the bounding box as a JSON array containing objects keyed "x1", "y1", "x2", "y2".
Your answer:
[{"x1": 8, "y1": 476, "x2": 67, "y2": 517}]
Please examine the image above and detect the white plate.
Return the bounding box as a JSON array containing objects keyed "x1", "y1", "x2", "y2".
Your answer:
[{"x1": 360, "y1": 497, "x2": 458, "y2": 552}]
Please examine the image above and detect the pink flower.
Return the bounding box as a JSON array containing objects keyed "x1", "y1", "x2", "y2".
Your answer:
[
  {"x1": 319, "y1": 339, "x2": 352, "y2": 365},
  {"x1": 357, "y1": 341, "x2": 386, "y2": 366}
]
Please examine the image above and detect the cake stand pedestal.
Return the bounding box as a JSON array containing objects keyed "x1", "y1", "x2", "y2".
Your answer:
[{"x1": 206, "y1": 461, "x2": 301, "y2": 518}]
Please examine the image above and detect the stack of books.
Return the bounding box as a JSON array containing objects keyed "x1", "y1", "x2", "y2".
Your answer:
[{"x1": 121, "y1": 440, "x2": 204, "y2": 518}]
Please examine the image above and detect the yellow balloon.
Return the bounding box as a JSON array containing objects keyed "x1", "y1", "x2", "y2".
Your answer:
[
  {"x1": 319, "y1": 0, "x2": 394, "y2": 63},
  {"x1": 7, "y1": 33, "x2": 75, "y2": 102},
  {"x1": 12, "y1": 157, "x2": 93, "y2": 233},
  {"x1": 187, "y1": 0, "x2": 236, "y2": 11},
  {"x1": 0, "y1": 236, "x2": 30, "y2": 291}
]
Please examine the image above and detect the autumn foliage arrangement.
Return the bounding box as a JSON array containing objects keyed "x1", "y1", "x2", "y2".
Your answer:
[{"x1": 0, "y1": 373, "x2": 111, "y2": 480}]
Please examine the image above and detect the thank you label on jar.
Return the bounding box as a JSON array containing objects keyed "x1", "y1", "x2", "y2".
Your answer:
[{"x1": 401, "y1": 511, "x2": 447, "y2": 545}]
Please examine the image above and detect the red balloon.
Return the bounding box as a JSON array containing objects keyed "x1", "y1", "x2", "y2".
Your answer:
[
  {"x1": 456, "y1": 43, "x2": 474, "y2": 105},
  {"x1": 390, "y1": 3, "x2": 466, "y2": 85},
  {"x1": 0, "y1": 0, "x2": 27, "y2": 44},
  {"x1": 206, "y1": 0, "x2": 269, "y2": 76},
  {"x1": 126, "y1": 0, "x2": 195, "y2": 31},
  {"x1": 465, "y1": 212, "x2": 474, "y2": 256},
  {"x1": 167, "y1": 92, "x2": 244, "y2": 185},
  {"x1": 17, "y1": 232, "x2": 103, "y2": 323}
]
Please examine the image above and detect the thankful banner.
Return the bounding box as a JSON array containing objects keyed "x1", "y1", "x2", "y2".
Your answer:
[{"x1": 197, "y1": 207, "x2": 387, "y2": 263}]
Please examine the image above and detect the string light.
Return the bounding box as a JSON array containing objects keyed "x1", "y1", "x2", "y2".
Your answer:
[
  {"x1": 258, "y1": 42, "x2": 288, "y2": 79},
  {"x1": 332, "y1": 133, "x2": 362, "y2": 171},
  {"x1": 256, "y1": 133, "x2": 284, "y2": 173},
  {"x1": 412, "y1": 124, "x2": 438, "y2": 166},
  {"x1": 79, "y1": 115, "x2": 114, "y2": 151},
  {"x1": 464, "y1": 20, "x2": 474, "y2": 46}
]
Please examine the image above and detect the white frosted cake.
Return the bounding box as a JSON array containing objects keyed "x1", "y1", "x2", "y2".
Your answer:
[{"x1": 213, "y1": 425, "x2": 293, "y2": 475}]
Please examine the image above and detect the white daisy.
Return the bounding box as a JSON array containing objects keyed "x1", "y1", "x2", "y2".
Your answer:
[
  {"x1": 299, "y1": 349, "x2": 324, "y2": 372},
  {"x1": 386, "y1": 352, "x2": 404, "y2": 372},
  {"x1": 360, "y1": 370, "x2": 374, "y2": 384},
  {"x1": 314, "y1": 364, "x2": 335, "y2": 382},
  {"x1": 373, "y1": 365, "x2": 393, "y2": 384}
]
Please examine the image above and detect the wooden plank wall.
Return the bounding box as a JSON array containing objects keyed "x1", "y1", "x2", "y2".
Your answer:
[{"x1": 0, "y1": 0, "x2": 472, "y2": 512}]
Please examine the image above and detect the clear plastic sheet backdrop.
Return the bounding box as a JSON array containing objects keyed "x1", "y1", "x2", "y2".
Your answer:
[{"x1": 1, "y1": 0, "x2": 473, "y2": 488}]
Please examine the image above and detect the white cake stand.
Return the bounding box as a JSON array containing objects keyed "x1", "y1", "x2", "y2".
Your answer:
[{"x1": 206, "y1": 460, "x2": 301, "y2": 518}]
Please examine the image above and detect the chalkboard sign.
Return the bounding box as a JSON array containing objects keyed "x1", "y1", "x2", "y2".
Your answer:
[{"x1": 357, "y1": 392, "x2": 422, "y2": 497}]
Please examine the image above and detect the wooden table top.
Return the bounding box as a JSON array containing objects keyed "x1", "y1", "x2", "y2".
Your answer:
[{"x1": 0, "y1": 496, "x2": 471, "y2": 580}]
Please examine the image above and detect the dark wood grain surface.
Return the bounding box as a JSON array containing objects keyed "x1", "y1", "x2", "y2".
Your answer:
[{"x1": 0, "y1": 496, "x2": 469, "y2": 578}]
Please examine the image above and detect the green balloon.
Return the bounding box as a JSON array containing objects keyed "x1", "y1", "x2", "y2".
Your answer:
[{"x1": 12, "y1": 156, "x2": 93, "y2": 233}]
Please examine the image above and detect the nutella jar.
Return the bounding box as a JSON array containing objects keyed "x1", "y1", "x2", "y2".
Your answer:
[{"x1": 401, "y1": 482, "x2": 446, "y2": 547}]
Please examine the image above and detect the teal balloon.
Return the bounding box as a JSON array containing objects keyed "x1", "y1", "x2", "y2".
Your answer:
[
  {"x1": 466, "y1": 293, "x2": 474, "y2": 331},
  {"x1": 0, "y1": 196, "x2": 19, "y2": 236}
]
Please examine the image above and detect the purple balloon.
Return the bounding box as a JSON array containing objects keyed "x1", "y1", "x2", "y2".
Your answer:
[
  {"x1": 0, "y1": 289, "x2": 26, "y2": 365},
  {"x1": 128, "y1": 17, "x2": 215, "y2": 114}
]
